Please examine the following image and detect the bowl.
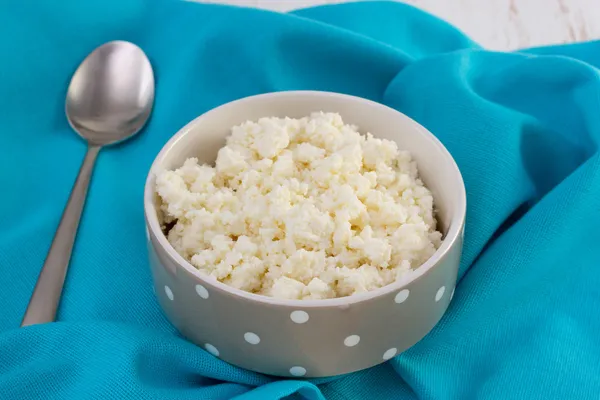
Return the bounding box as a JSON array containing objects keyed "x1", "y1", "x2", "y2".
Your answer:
[{"x1": 143, "y1": 91, "x2": 466, "y2": 378}]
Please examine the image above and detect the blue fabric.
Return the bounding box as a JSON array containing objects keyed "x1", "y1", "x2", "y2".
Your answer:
[{"x1": 1, "y1": 0, "x2": 599, "y2": 398}]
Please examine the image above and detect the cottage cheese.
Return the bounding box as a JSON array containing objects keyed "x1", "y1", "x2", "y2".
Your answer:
[{"x1": 156, "y1": 112, "x2": 442, "y2": 300}]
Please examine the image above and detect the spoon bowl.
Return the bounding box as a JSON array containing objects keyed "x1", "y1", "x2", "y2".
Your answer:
[
  {"x1": 66, "y1": 40, "x2": 154, "y2": 145},
  {"x1": 21, "y1": 40, "x2": 154, "y2": 327}
]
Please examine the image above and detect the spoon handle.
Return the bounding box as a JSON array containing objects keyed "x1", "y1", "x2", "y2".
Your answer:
[{"x1": 21, "y1": 145, "x2": 101, "y2": 327}]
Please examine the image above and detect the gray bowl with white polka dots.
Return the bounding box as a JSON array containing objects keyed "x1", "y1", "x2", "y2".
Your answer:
[{"x1": 143, "y1": 91, "x2": 466, "y2": 378}]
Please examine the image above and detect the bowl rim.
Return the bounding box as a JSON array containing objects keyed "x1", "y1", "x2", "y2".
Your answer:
[{"x1": 144, "y1": 90, "x2": 466, "y2": 308}]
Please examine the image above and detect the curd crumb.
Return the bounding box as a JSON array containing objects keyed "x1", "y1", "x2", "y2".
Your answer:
[{"x1": 156, "y1": 112, "x2": 442, "y2": 300}]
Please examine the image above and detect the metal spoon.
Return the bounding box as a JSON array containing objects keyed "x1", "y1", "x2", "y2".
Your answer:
[{"x1": 21, "y1": 41, "x2": 155, "y2": 327}]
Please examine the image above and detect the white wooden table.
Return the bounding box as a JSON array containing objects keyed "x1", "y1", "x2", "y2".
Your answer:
[{"x1": 199, "y1": 0, "x2": 599, "y2": 51}]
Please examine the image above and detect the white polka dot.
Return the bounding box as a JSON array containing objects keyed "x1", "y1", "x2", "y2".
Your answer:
[
  {"x1": 205, "y1": 343, "x2": 219, "y2": 357},
  {"x1": 394, "y1": 289, "x2": 410, "y2": 304},
  {"x1": 290, "y1": 310, "x2": 309, "y2": 324},
  {"x1": 244, "y1": 332, "x2": 260, "y2": 345},
  {"x1": 450, "y1": 287, "x2": 455, "y2": 301},
  {"x1": 344, "y1": 335, "x2": 360, "y2": 347},
  {"x1": 383, "y1": 348, "x2": 397, "y2": 360},
  {"x1": 164, "y1": 285, "x2": 174, "y2": 301},
  {"x1": 195, "y1": 284, "x2": 209, "y2": 299},
  {"x1": 289, "y1": 366, "x2": 306, "y2": 377},
  {"x1": 435, "y1": 286, "x2": 446, "y2": 302}
]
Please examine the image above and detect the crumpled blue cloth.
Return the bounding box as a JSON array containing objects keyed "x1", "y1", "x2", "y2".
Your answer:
[{"x1": 1, "y1": 0, "x2": 600, "y2": 398}]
